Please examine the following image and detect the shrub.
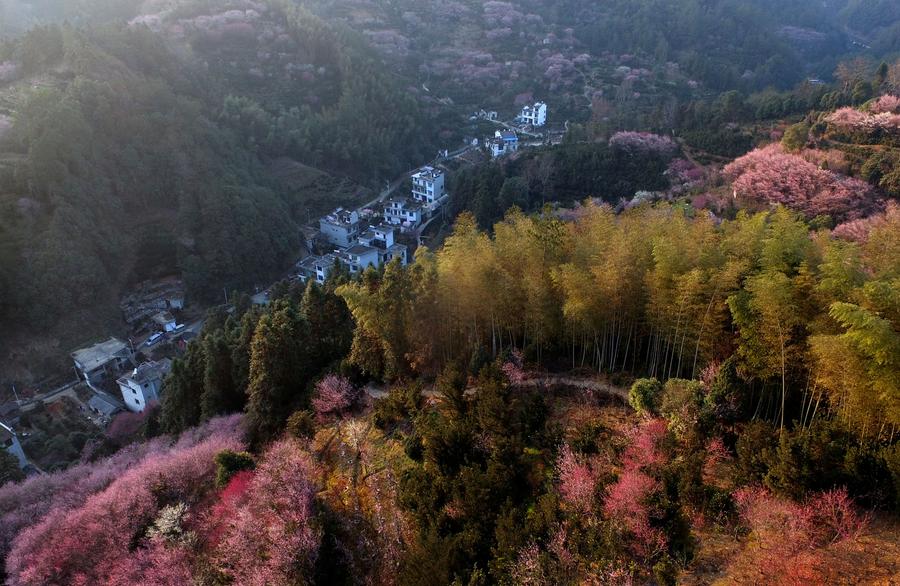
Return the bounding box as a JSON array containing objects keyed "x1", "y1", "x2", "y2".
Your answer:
[
  {"x1": 214, "y1": 450, "x2": 255, "y2": 488},
  {"x1": 286, "y1": 410, "x2": 316, "y2": 439},
  {"x1": 628, "y1": 378, "x2": 662, "y2": 415},
  {"x1": 735, "y1": 421, "x2": 776, "y2": 484}
]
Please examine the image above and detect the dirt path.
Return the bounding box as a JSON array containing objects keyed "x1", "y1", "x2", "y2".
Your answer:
[{"x1": 365, "y1": 373, "x2": 629, "y2": 403}]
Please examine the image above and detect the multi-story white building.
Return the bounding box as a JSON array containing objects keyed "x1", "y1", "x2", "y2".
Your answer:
[
  {"x1": 411, "y1": 166, "x2": 446, "y2": 207},
  {"x1": 319, "y1": 208, "x2": 360, "y2": 248},
  {"x1": 383, "y1": 197, "x2": 424, "y2": 228},
  {"x1": 359, "y1": 223, "x2": 408, "y2": 266},
  {"x1": 116, "y1": 359, "x2": 171, "y2": 413},
  {"x1": 518, "y1": 101, "x2": 547, "y2": 126}
]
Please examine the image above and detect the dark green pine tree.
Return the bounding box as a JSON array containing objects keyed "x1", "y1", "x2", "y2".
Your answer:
[
  {"x1": 160, "y1": 341, "x2": 206, "y2": 435},
  {"x1": 245, "y1": 301, "x2": 311, "y2": 446},
  {"x1": 201, "y1": 331, "x2": 240, "y2": 419}
]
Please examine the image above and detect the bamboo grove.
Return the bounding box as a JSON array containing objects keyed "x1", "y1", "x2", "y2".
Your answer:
[{"x1": 338, "y1": 202, "x2": 900, "y2": 441}]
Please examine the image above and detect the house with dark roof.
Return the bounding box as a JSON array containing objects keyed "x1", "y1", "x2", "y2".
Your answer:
[{"x1": 71, "y1": 338, "x2": 133, "y2": 385}]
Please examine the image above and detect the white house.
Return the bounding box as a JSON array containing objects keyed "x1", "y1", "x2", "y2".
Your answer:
[
  {"x1": 71, "y1": 337, "x2": 133, "y2": 385},
  {"x1": 314, "y1": 253, "x2": 339, "y2": 284},
  {"x1": 338, "y1": 244, "x2": 380, "y2": 275},
  {"x1": 383, "y1": 197, "x2": 424, "y2": 228},
  {"x1": 319, "y1": 208, "x2": 361, "y2": 248},
  {"x1": 0, "y1": 421, "x2": 28, "y2": 470},
  {"x1": 518, "y1": 101, "x2": 547, "y2": 126},
  {"x1": 488, "y1": 130, "x2": 519, "y2": 158},
  {"x1": 411, "y1": 166, "x2": 446, "y2": 206},
  {"x1": 117, "y1": 359, "x2": 172, "y2": 413},
  {"x1": 358, "y1": 223, "x2": 408, "y2": 266}
]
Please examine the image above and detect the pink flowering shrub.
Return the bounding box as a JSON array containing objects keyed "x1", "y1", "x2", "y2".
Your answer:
[
  {"x1": 602, "y1": 418, "x2": 670, "y2": 560},
  {"x1": 724, "y1": 143, "x2": 878, "y2": 222},
  {"x1": 832, "y1": 201, "x2": 897, "y2": 242},
  {"x1": 501, "y1": 349, "x2": 527, "y2": 384},
  {"x1": 312, "y1": 374, "x2": 362, "y2": 421},
  {"x1": 556, "y1": 445, "x2": 598, "y2": 513},
  {"x1": 215, "y1": 438, "x2": 321, "y2": 585},
  {"x1": 731, "y1": 486, "x2": 865, "y2": 581},
  {"x1": 603, "y1": 469, "x2": 667, "y2": 559},
  {"x1": 0, "y1": 415, "x2": 242, "y2": 572},
  {"x1": 870, "y1": 94, "x2": 900, "y2": 114},
  {"x1": 6, "y1": 416, "x2": 244, "y2": 585},
  {"x1": 621, "y1": 418, "x2": 668, "y2": 471},
  {"x1": 609, "y1": 131, "x2": 678, "y2": 157},
  {"x1": 827, "y1": 106, "x2": 900, "y2": 132}
]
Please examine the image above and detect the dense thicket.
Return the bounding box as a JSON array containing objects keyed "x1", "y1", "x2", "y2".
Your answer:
[
  {"x1": 160, "y1": 274, "x2": 353, "y2": 445},
  {"x1": 339, "y1": 204, "x2": 899, "y2": 440},
  {"x1": 449, "y1": 141, "x2": 672, "y2": 228}
]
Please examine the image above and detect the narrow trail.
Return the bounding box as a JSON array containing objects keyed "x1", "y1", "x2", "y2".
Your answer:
[{"x1": 365, "y1": 373, "x2": 629, "y2": 403}]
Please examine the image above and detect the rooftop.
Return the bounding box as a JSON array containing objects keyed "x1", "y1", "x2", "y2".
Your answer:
[
  {"x1": 347, "y1": 244, "x2": 376, "y2": 256},
  {"x1": 88, "y1": 392, "x2": 122, "y2": 417},
  {"x1": 117, "y1": 359, "x2": 172, "y2": 387},
  {"x1": 413, "y1": 166, "x2": 443, "y2": 181},
  {"x1": 322, "y1": 207, "x2": 359, "y2": 226},
  {"x1": 386, "y1": 196, "x2": 424, "y2": 210},
  {"x1": 71, "y1": 338, "x2": 130, "y2": 371}
]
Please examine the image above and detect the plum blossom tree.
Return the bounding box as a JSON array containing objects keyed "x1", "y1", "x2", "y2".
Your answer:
[
  {"x1": 609, "y1": 131, "x2": 678, "y2": 157},
  {"x1": 730, "y1": 486, "x2": 865, "y2": 582},
  {"x1": 556, "y1": 445, "x2": 597, "y2": 513},
  {"x1": 215, "y1": 438, "x2": 321, "y2": 586},
  {"x1": 724, "y1": 144, "x2": 878, "y2": 222},
  {"x1": 312, "y1": 374, "x2": 362, "y2": 421},
  {"x1": 6, "y1": 416, "x2": 244, "y2": 586}
]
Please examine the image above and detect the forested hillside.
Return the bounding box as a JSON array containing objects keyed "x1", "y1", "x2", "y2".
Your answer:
[{"x1": 0, "y1": 0, "x2": 435, "y2": 358}]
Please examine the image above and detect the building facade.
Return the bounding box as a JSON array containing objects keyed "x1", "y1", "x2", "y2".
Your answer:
[
  {"x1": 117, "y1": 359, "x2": 172, "y2": 412},
  {"x1": 488, "y1": 130, "x2": 519, "y2": 158},
  {"x1": 519, "y1": 101, "x2": 547, "y2": 126},
  {"x1": 383, "y1": 197, "x2": 424, "y2": 227},
  {"x1": 411, "y1": 167, "x2": 446, "y2": 206},
  {"x1": 319, "y1": 208, "x2": 361, "y2": 248},
  {"x1": 71, "y1": 338, "x2": 133, "y2": 385}
]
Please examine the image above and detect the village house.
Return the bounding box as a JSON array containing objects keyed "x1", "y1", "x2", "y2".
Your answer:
[
  {"x1": 117, "y1": 359, "x2": 172, "y2": 413},
  {"x1": 411, "y1": 166, "x2": 446, "y2": 208},
  {"x1": 358, "y1": 223, "x2": 408, "y2": 266},
  {"x1": 88, "y1": 391, "x2": 122, "y2": 422},
  {"x1": 0, "y1": 421, "x2": 28, "y2": 470},
  {"x1": 314, "y1": 253, "x2": 340, "y2": 284},
  {"x1": 337, "y1": 244, "x2": 381, "y2": 276},
  {"x1": 71, "y1": 337, "x2": 133, "y2": 385},
  {"x1": 488, "y1": 130, "x2": 519, "y2": 158},
  {"x1": 518, "y1": 101, "x2": 548, "y2": 126},
  {"x1": 319, "y1": 207, "x2": 361, "y2": 248},
  {"x1": 383, "y1": 196, "x2": 424, "y2": 228}
]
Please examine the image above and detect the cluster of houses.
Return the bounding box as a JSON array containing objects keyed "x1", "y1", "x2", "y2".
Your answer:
[
  {"x1": 70, "y1": 336, "x2": 173, "y2": 418},
  {"x1": 295, "y1": 166, "x2": 449, "y2": 284},
  {"x1": 478, "y1": 100, "x2": 549, "y2": 159}
]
